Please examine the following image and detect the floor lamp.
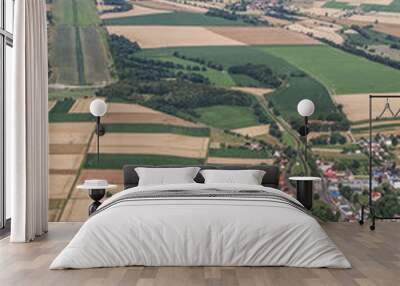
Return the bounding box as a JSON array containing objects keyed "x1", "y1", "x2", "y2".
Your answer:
[
  {"x1": 90, "y1": 99, "x2": 107, "y2": 165},
  {"x1": 297, "y1": 99, "x2": 315, "y2": 163}
]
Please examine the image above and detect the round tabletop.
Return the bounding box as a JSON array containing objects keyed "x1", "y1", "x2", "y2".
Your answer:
[{"x1": 289, "y1": 176, "x2": 321, "y2": 181}]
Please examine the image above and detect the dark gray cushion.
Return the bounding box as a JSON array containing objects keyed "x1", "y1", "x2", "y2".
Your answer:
[{"x1": 123, "y1": 165, "x2": 280, "y2": 190}]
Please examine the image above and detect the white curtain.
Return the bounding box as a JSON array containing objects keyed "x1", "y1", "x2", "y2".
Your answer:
[{"x1": 8, "y1": 0, "x2": 49, "y2": 242}]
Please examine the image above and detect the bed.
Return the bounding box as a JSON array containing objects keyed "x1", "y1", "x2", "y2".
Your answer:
[{"x1": 50, "y1": 165, "x2": 351, "y2": 269}]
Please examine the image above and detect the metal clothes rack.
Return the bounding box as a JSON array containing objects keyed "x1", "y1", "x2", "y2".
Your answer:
[{"x1": 359, "y1": 95, "x2": 400, "y2": 230}]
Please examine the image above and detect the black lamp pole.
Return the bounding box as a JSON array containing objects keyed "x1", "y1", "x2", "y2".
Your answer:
[
  {"x1": 304, "y1": 116, "x2": 308, "y2": 163},
  {"x1": 96, "y1": 116, "x2": 100, "y2": 165}
]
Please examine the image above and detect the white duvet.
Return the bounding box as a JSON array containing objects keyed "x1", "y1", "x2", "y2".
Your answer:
[{"x1": 50, "y1": 183, "x2": 351, "y2": 269}]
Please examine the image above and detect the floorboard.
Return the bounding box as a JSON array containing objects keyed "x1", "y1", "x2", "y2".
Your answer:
[{"x1": 0, "y1": 222, "x2": 399, "y2": 286}]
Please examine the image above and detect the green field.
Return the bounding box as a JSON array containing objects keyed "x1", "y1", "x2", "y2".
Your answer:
[
  {"x1": 49, "y1": 113, "x2": 94, "y2": 123},
  {"x1": 50, "y1": 99, "x2": 75, "y2": 113},
  {"x1": 361, "y1": 0, "x2": 400, "y2": 12},
  {"x1": 103, "y1": 11, "x2": 252, "y2": 26},
  {"x1": 53, "y1": 0, "x2": 100, "y2": 26},
  {"x1": 84, "y1": 154, "x2": 205, "y2": 169},
  {"x1": 209, "y1": 147, "x2": 271, "y2": 158},
  {"x1": 262, "y1": 45, "x2": 400, "y2": 95},
  {"x1": 195, "y1": 105, "x2": 259, "y2": 129},
  {"x1": 323, "y1": 1, "x2": 356, "y2": 9},
  {"x1": 52, "y1": 26, "x2": 78, "y2": 84},
  {"x1": 50, "y1": 0, "x2": 111, "y2": 85},
  {"x1": 104, "y1": 123, "x2": 210, "y2": 137},
  {"x1": 80, "y1": 26, "x2": 112, "y2": 84},
  {"x1": 49, "y1": 98, "x2": 93, "y2": 123}
]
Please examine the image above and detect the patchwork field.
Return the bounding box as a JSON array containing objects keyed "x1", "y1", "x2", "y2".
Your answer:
[
  {"x1": 88, "y1": 133, "x2": 209, "y2": 158},
  {"x1": 262, "y1": 45, "x2": 400, "y2": 95},
  {"x1": 106, "y1": 26, "x2": 245, "y2": 48},
  {"x1": 208, "y1": 27, "x2": 319, "y2": 45},
  {"x1": 335, "y1": 93, "x2": 400, "y2": 122}
]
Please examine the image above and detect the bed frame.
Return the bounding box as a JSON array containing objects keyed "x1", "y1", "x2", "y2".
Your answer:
[{"x1": 123, "y1": 165, "x2": 280, "y2": 190}]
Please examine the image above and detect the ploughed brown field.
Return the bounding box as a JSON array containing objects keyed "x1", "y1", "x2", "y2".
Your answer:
[
  {"x1": 374, "y1": 23, "x2": 400, "y2": 38},
  {"x1": 49, "y1": 174, "x2": 76, "y2": 200},
  {"x1": 50, "y1": 154, "x2": 86, "y2": 171},
  {"x1": 88, "y1": 133, "x2": 210, "y2": 158},
  {"x1": 106, "y1": 26, "x2": 321, "y2": 49},
  {"x1": 106, "y1": 26, "x2": 245, "y2": 49},
  {"x1": 208, "y1": 27, "x2": 320, "y2": 45},
  {"x1": 49, "y1": 122, "x2": 95, "y2": 145}
]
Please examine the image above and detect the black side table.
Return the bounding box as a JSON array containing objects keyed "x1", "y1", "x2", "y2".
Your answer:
[
  {"x1": 289, "y1": 177, "x2": 321, "y2": 210},
  {"x1": 77, "y1": 183, "x2": 117, "y2": 215}
]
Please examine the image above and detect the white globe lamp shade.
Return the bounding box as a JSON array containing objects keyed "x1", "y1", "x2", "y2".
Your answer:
[
  {"x1": 90, "y1": 99, "x2": 107, "y2": 117},
  {"x1": 297, "y1": 99, "x2": 315, "y2": 117}
]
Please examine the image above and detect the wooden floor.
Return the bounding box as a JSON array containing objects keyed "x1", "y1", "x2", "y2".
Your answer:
[{"x1": 0, "y1": 222, "x2": 399, "y2": 286}]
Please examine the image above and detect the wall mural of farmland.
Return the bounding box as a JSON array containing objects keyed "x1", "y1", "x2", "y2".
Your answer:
[{"x1": 47, "y1": 0, "x2": 400, "y2": 222}]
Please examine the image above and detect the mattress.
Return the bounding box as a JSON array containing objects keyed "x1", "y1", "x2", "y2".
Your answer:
[{"x1": 50, "y1": 183, "x2": 351, "y2": 269}]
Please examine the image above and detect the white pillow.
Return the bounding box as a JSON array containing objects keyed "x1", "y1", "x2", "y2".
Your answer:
[
  {"x1": 135, "y1": 167, "x2": 200, "y2": 186},
  {"x1": 200, "y1": 169, "x2": 266, "y2": 185}
]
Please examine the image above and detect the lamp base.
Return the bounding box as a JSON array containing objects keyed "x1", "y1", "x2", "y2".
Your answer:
[
  {"x1": 95, "y1": 123, "x2": 105, "y2": 136},
  {"x1": 298, "y1": 126, "x2": 309, "y2": 137}
]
